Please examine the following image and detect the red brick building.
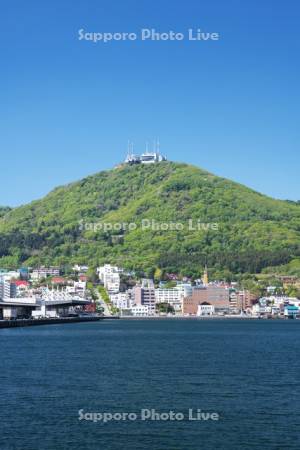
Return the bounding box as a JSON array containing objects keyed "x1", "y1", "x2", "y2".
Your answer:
[{"x1": 183, "y1": 286, "x2": 230, "y2": 315}]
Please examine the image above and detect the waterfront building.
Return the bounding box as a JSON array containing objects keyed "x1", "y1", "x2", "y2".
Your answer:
[
  {"x1": 257, "y1": 296, "x2": 299, "y2": 310},
  {"x1": 183, "y1": 285, "x2": 230, "y2": 315},
  {"x1": 230, "y1": 289, "x2": 256, "y2": 312},
  {"x1": 0, "y1": 296, "x2": 37, "y2": 320},
  {"x1": 133, "y1": 279, "x2": 156, "y2": 314},
  {"x1": 0, "y1": 288, "x2": 91, "y2": 320},
  {"x1": 284, "y1": 305, "x2": 299, "y2": 318},
  {"x1": 131, "y1": 305, "x2": 150, "y2": 317},
  {"x1": 197, "y1": 302, "x2": 215, "y2": 316},
  {"x1": 271, "y1": 306, "x2": 281, "y2": 316},
  {"x1": 252, "y1": 303, "x2": 272, "y2": 316},
  {"x1": 155, "y1": 283, "x2": 193, "y2": 313}
]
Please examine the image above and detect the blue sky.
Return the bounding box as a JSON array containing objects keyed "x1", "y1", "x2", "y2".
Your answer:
[{"x1": 0, "y1": 0, "x2": 299, "y2": 206}]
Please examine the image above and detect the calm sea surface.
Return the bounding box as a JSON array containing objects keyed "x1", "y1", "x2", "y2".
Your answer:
[{"x1": 0, "y1": 319, "x2": 300, "y2": 450}]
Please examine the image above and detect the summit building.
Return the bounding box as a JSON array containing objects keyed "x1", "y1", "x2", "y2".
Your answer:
[{"x1": 124, "y1": 140, "x2": 167, "y2": 165}]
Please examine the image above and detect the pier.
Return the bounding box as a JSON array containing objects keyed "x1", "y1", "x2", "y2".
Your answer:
[{"x1": 0, "y1": 315, "x2": 119, "y2": 329}]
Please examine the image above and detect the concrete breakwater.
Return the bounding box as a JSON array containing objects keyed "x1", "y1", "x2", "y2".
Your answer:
[{"x1": 0, "y1": 315, "x2": 119, "y2": 328}]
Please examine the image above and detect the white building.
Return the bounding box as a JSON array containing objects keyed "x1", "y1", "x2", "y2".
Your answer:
[
  {"x1": 0, "y1": 278, "x2": 16, "y2": 299},
  {"x1": 106, "y1": 273, "x2": 120, "y2": 293},
  {"x1": 39, "y1": 289, "x2": 83, "y2": 303},
  {"x1": 97, "y1": 264, "x2": 121, "y2": 293},
  {"x1": 155, "y1": 284, "x2": 192, "y2": 313},
  {"x1": 259, "y1": 296, "x2": 299, "y2": 307},
  {"x1": 31, "y1": 303, "x2": 58, "y2": 319},
  {"x1": 110, "y1": 292, "x2": 130, "y2": 309},
  {"x1": 0, "y1": 292, "x2": 90, "y2": 320},
  {"x1": 124, "y1": 140, "x2": 167, "y2": 165},
  {"x1": 0, "y1": 270, "x2": 20, "y2": 280},
  {"x1": 31, "y1": 267, "x2": 60, "y2": 280},
  {"x1": 2, "y1": 296, "x2": 36, "y2": 305},
  {"x1": 73, "y1": 264, "x2": 89, "y2": 273},
  {"x1": 197, "y1": 303, "x2": 215, "y2": 316},
  {"x1": 140, "y1": 151, "x2": 166, "y2": 164},
  {"x1": 252, "y1": 304, "x2": 272, "y2": 316},
  {"x1": 74, "y1": 281, "x2": 86, "y2": 294},
  {"x1": 131, "y1": 305, "x2": 151, "y2": 317},
  {"x1": 1, "y1": 297, "x2": 36, "y2": 320},
  {"x1": 274, "y1": 296, "x2": 299, "y2": 307},
  {"x1": 66, "y1": 281, "x2": 86, "y2": 296},
  {"x1": 97, "y1": 264, "x2": 122, "y2": 282}
]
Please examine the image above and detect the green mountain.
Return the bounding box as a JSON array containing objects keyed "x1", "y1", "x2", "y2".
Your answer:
[{"x1": 0, "y1": 161, "x2": 299, "y2": 277}]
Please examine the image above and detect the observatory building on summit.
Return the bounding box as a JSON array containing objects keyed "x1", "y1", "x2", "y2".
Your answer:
[{"x1": 124, "y1": 140, "x2": 167, "y2": 165}]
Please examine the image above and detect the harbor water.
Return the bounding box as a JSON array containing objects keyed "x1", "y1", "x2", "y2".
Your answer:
[{"x1": 0, "y1": 319, "x2": 300, "y2": 449}]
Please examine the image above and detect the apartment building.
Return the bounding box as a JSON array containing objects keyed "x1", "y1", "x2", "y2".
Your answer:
[
  {"x1": 133, "y1": 279, "x2": 156, "y2": 314},
  {"x1": 0, "y1": 279, "x2": 16, "y2": 299},
  {"x1": 229, "y1": 289, "x2": 256, "y2": 312},
  {"x1": 31, "y1": 267, "x2": 60, "y2": 280},
  {"x1": 155, "y1": 284, "x2": 193, "y2": 313},
  {"x1": 97, "y1": 264, "x2": 121, "y2": 293}
]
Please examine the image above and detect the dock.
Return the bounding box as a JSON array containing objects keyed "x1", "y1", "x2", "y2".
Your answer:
[{"x1": 0, "y1": 315, "x2": 119, "y2": 329}]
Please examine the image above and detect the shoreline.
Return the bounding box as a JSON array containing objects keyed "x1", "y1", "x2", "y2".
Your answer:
[
  {"x1": 119, "y1": 315, "x2": 293, "y2": 320},
  {"x1": 0, "y1": 315, "x2": 119, "y2": 329},
  {"x1": 1, "y1": 315, "x2": 296, "y2": 328}
]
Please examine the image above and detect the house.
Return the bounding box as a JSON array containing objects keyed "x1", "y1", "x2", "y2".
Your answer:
[
  {"x1": 79, "y1": 275, "x2": 88, "y2": 282},
  {"x1": 51, "y1": 277, "x2": 67, "y2": 285}
]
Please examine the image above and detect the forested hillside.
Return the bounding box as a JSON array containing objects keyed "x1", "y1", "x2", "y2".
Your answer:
[{"x1": 0, "y1": 162, "x2": 299, "y2": 278}]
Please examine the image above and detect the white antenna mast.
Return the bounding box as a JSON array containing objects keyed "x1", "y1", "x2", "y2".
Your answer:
[
  {"x1": 157, "y1": 137, "x2": 160, "y2": 154},
  {"x1": 127, "y1": 140, "x2": 130, "y2": 158}
]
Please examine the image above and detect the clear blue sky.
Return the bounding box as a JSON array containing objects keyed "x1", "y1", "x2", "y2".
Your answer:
[{"x1": 0, "y1": 0, "x2": 299, "y2": 206}]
